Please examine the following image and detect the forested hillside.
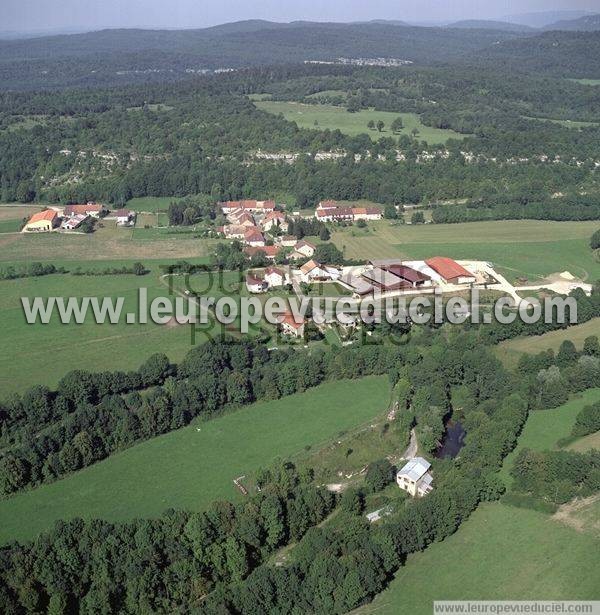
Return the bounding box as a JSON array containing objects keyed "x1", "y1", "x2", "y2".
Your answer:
[{"x1": 0, "y1": 62, "x2": 599, "y2": 221}]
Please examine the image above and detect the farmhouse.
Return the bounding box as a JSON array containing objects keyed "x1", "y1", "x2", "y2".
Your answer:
[
  {"x1": 22, "y1": 210, "x2": 58, "y2": 232},
  {"x1": 229, "y1": 210, "x2": 256, "y2": 227},
  {"x1": 63, "y1": 203, "x2": 106, "y2": 218},
  {"x1": 317, "y1": 200, "x2": 339, "y2": 211},
  {"x1": 277, "y1": 235, "x2": 297, "y2": 248},
  {"x1": 244, "y1": 227, "x2": 266, "y2": 247},
  {"x1": 316, "y1": 206, "x2": 354, "y2": 223},
  {"x1": 60, "y1": 213, "x2": 87, "y2": 230},
  {"x1": 278, "y1": 311, "x2": 306, "y2": 338},
  {"x1": 294, "y1": 240, "x2": 316, "y2": 258},
  {"x1": 222, "y1": 225, "x2": 248, "y2": 239},
  {"x1": 244, "y1": 245, "x2": 281, "y2": 260},
  {"x1": 300, "y1": 260, "x2": 341, "y2": 283},
  {"x1": 245, "y1": 273, "x2": 267, "y2": 294},
  {"x1": 264, "y1": 266, "x2": 287, "y2": 287},
  {"x1": 114, "y1": 209, "x2": 136, "y2": 226},
  {"x1": 340, "y1": 274, "x2": 374, "y2": 297},
  {"x1": 426, "y1": 257, "x2": 476, "y2": 285},
  {"x1": 351, "y1": 206, "x2": 382, "y2": 221},
  {"x1": 316, "y1": 201, "x2": 382, "y2": 221},
  {"x1": 396, "y1": 457, "x2": 434, "y2": 497},
  {"x1": 261, "y1": 211, "x2": 288, "y2": 233},
  {"x1": 220, "y1": 200, "x2": 276, "y2": 214}
]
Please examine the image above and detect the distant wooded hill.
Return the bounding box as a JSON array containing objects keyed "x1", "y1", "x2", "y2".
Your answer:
[{"x1": 0, "y1": 20, "x2": 599, "y2": 90}]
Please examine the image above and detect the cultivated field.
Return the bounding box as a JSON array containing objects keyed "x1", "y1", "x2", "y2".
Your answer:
[
  {"x1": 0, "y1": 376, "x2": 390, "y2": 543},
  {"x1": 355, "y1": 501, "x2": 600, "y2": 614},
  {"x1": 253, "y1": 101, "x2": 466, "y2": 145},
  {"x1": 330, "y1": 220, "x2": 599, "y2": 283}
]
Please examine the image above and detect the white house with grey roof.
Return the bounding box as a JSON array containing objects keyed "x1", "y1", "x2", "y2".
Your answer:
[{"x1": 396, "y1": 457, "x2": 433, "y2": 497}]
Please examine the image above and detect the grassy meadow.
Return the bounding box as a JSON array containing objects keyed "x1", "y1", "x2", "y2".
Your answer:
[
  {"x1": 330, "y1": 219, "x2": 598, "y2": 283},
  {"x1": 496, "y1": 318, "x2": 600, "y2": 367},
  {"x1": 126, "y1": 196, "x2": 173, "y2": 213},
  {"x1": 0, "y1": 259, "x2": 220, "y2": 394},
  {"x1": 355, "y1": 501, "x2": 600, "y2": 614},
  {"x1": 0, "y1": 220, "x2": 213, "y2": 262},
  {"x1": 253, "y1": 101, "x2": 466, "y2": 145},
  {"x1": 0, "y1": 376, "x2": 390, "y2": 543}
]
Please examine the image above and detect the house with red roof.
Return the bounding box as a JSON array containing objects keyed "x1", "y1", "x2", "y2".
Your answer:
[
  {"x1": 352, "y1": 206, "x2": 382, "y2": 220},
  {"x1": 261, "y1": 211, "x2": 288, "y2": 233},
  {"x1": 245, "y1": 273, "x2": 267, "y2": 294},
  {"x1": 244, "y1": 227, "x2": 266, "y2": 247},
  {"x1": 220, "y1": 200, "x2": 276, "y2": 214},
  {"x1": 316, "y1": 207, "x2": 354, "y2": 222},
  {"x1": 244, "y1": 245, "x2": 281, "y2": 260},
  {"x1": 277, "y1": 311, "x2": 306, "y2": 338},
  {"x1": 63, "y1": 203, "x2": 106, "y2": 218}
]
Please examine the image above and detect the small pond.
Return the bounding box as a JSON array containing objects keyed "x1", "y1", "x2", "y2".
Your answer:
[{"x1": 436, "y1": 420, "x2": 466, "y2": 459}]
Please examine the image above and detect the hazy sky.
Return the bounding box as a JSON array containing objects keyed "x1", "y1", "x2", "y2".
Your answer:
[{"x1": 2, "y1": 0, "x2": 600, "y2": 32}]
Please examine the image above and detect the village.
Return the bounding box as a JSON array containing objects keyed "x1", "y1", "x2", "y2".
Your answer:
[{"x1": 19, "y1": 197, "x2": 594, "y2": 344}]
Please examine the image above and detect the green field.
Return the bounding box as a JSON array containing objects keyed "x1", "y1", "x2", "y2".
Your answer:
[
  {"x1": 497, "y1": 318, "x2": 600, "y2": 366},
  {"x1": 0, "y1": 219, "x2": 21, "y2": 233},
  {"x1": 0, "y1": 223, "x2": 214, "y2": 263},
  {"x1": 126, "y1": 196, "x2": 173, "y2": 213},
  {"x1": 0, "y1": 376, "x2": 390, "y2": 543},
  {"x1": 356, "y1": 502, "x2": 600, "y2": 614},
  {"x1": 500, "y1": 389, "x2": 600, "y2": 483},
  {"x1": 0, "y1": 260, "x2": 217, "y2": 394},
  {"x1": 331, "y1": 220, "x2": 598, "y2": 283},
  {"x1": 254, "y1": 101, "x2": 466, "y2": 145}
]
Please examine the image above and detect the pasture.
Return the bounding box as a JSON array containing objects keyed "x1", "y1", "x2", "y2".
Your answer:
[
  {"x1": 355, "y1": 501, "x2": 600, "y2": 614},
  {"x1": 330, "y1": 220, "x2": 598, "y2": 283},
  {"x1": 0, "y1": 221, "x2": 214, "y2": 262},
  {"x1": 496, "y1": 318, "x2": 600, "y2": 367},
  {"x1": 253, "y1": 101, "x2": 466, "y2": 145},
  {"x1": 0, "y1": 376, "x2": 390, "y2": 543},
  {"x1": 0, "y1": 259, "x2": 217, "y2": 394}
]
